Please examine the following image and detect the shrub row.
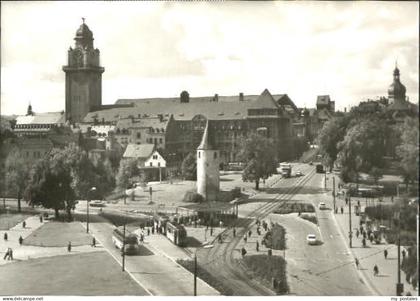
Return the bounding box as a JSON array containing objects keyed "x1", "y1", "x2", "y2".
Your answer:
[
  {"x1": 273, "y1": 202, "x2": 315, "y2": 214},
  {"x1": 263, "y1": 223, "x2": 286, "y2": 250},
  {"x1": 242, "y1": 255, "x2": 288, "y2": 294},
  {"x1": 299, "y1": 214, "x2": 318, "y2": 225}
]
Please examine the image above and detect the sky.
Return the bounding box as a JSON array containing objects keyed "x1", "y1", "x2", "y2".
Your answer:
[{"x1": 1, "y1": 1, "x2": 419, "y2": 116}]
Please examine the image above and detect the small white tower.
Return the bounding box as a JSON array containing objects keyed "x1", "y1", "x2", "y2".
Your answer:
[{"x1": 196, "y1": 121, "x2": 219, "y2": 201}]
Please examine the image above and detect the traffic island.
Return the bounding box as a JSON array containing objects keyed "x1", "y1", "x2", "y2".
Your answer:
[
  {"x1": 240, "y1": 254, "x2": 288, "y2": 295},
  {"x1": 176, "y1": 259, "x2": 233, "y2": 296}
]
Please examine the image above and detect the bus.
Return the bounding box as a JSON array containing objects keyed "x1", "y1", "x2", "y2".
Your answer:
[
  {"x1": 112, "y1": 228, "x2": 139, "y2": 255},
  {"x1": 166, "y1": 221, "x2": 187, "y2": 247},
  {"x1": 279, "y1": 162, "x2": 292, "y2": 178}
]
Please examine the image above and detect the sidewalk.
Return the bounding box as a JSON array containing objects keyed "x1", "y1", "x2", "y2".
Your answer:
[
  {"x1": 326, "y1": 174, "x2": 418, "y2": 296},
  {"x1": 1, "y1": 215, "x2": 101, "y2": 265}
]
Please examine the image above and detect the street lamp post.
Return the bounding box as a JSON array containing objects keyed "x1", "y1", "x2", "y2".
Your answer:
[
  {"x1": 86, "y1": 187, "x2": 96, "y2": 234},
  {"x1": 194, "y1": 244, "x2": 213, "y2": 296}
]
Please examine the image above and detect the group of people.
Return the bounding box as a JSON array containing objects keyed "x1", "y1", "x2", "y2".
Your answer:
[{"x1": 240, "y1": 219, "x2": 273, "y2": 257}]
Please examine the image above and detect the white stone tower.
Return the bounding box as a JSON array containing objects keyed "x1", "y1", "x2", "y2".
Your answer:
[{"x1": 196, "y1": 121, "x2": 219, "y2": 201}]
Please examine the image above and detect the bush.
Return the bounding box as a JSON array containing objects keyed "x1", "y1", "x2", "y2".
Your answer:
[
  {"x1": 385, "y1": 230, "x2": 417, "y2": 246},
  {"x1": 273, "y1": 202, "x2": 315, "y2": 214},
  {"x1": 262, "y1": 223, "x2": 285, "y2": 250},
  {"x1": 300, "y1": 214, "x2": 318, "y2": 225},
  {"x1": 182, "y1": 191, "x2": 204, "y2": 203},
  {"x1": 242, "y1": 255, "x2": 288, "y2": 294},
  {"x1": 98, "y1": 211, "x2": 152, "y2": 227},
  {"x1": 232, "y1": 187, "x2": 242, "y2": 199}
]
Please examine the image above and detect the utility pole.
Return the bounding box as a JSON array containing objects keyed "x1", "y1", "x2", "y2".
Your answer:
[
  {"x1": 396, "y1": 207, "x2": 403, "y2": 296},
  {"x1": 194, "y1": 254, "x2": 197, "y2": 296},
  {"x1": 348, "y1": 193, "x2": 352, "y2": 248},
  {"x1": 86, "y1": 199, "x2": 90, "y2": 233},
  {"x1": 333, "y1": 176, "x2": 336, "y2": 213},
  {"x1": 122, "y1": 223, "x2": 126, "y2": 272}
]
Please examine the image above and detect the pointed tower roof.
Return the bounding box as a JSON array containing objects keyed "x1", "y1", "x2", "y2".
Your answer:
[{"x1": 197, "y1": 120, "x2": 215, "y2": 150}]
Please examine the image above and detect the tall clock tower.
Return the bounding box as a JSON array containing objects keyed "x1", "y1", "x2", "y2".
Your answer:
[{"x1": 63, "y1": 19, "x2": 104, "y2": 123}]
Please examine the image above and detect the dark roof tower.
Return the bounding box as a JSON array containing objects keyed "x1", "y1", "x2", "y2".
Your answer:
[
  {"x1": 74, "y1": 18, "x2": 94, "y2": 49},
  {"x1": 197, "y1": 120, "x2": 215, "y2": 150},
  {"x1": 388, "y1": 62, "x2": 406, "y2": 104}
]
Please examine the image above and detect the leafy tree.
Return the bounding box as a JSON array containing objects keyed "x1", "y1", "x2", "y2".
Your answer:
[
  {"x1": 26, "y1": 144, "x2": 98, "y2": 219},
  {"x1": 396, "y1": 117, "x2": 419, "y2": 189},
  {"x1": 337, "y1": 120, "x2": 386, "y2": 183},
  {"x1": 116, "y1": 158, "x2": 139, "y2": 191},
  {"x1": 238, "y1": 132, "x2": 277, "y2": 190},
  {"x1": 5, "y1": 149, "x2": 31, "y2": 212},
  {"x1": 181, "y1": 152, "x2": 196, "y2": 181},
  {"x1": 93, "y1": 158, "x2": 116, "y2": 198},
  {"x1": 317, "y1": 117, "x2": 349, "y2": 171}
]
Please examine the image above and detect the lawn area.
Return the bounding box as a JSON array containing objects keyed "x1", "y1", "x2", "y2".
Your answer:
[
  {"x1": 177, "y1": 259, "x2": 233, "y2": 296},
  {"x1": 0, "y1": 213, "x2": 33, "y2": 230},
  {"x1": 23, "y1": 222, "x2": 92, "y2": 247},
  {"x1": 0, "y1": 251, "x2": 148, "y2": 295},
  {"x1": 241, "y1": 254, "x2": 288, "y2": 295}
]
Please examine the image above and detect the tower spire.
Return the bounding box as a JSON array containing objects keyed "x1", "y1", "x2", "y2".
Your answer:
[{"x1": 82, "y1": 17, "x2": 85, "y2": 24}]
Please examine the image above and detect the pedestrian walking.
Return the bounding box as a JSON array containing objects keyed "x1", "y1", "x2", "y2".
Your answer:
[
  {"x1": 67, "y1": 241, "x2": 72, "y2": 252},
  {"x1": 357, "y1": 200, "x2": 360, "y2": 207},
  {"x1": 335, "y1": 207, "x2": 338, "y2": 214},
  {"x1": 210, "y1": 227, "x2": 214, "y2": 236},
  {"x1": 3, "y1": 232, "x2": 7, "y2": 241},
  {"x1": 233, "y1": 227, "x2": 236, "y2": 237},
  {"x1": 248, "y1": 230, "x2": 252, "y2": 237},
  {"x1": 22, "y1": 221, "x2": 26, "y2": 228},
  {"x1": 140, "y1": 234, "x2": 144, "y2": 243},
  {"x1": 256, "y1": 241, "x2": 259, "y2": 252},
  {"x1": 19, "y1": 236, "x2": 23, "y2": 245},
  {"x1": 147, "y1": 228, "x2": 150, "y2": 236},
  {"x1": 384, "y1": 249, "x2": 388, "y2": 259},
  {"x1": 219, "y1": 220, "x2": 223, "y2": 228},
  {"x1": 369, "y1": 234, "x2": 374, "y2": 244},
  {"x1": 241, "y1": 247, "x2": 247, "y2": 257},
  {"x1": 92, "y1": 237, "x2": 96, "y2": 247},
  {"x1": 345, "y1": 198, "x2": 348, "y2": 205},
  {"x1": 151, "y1": 225, "x2": 155, "y2": 234},
  {"x1": 218, "y1": 234, "x2": 223, "y2": 243},
  {"x1": 373, "y1": 265, "x2": 379, "y2": 276},
  {"x1": 341, "y1": 207, "x2": 344, "y2": 214},
  {"x1": 3, "y1": 248, "x2": 9, "y2": 260},
  {"x1": 257, "y1": 227, "x2": 261, "y2": 236},
  {"x1": 8, "y1": 248, "x2": 13, "y2": 260},
  {"x1": 402, "y1": 249, "x2": 406, "y2": 259},
  {"x1": 356, "y1": 229, "x2": 360, "y2": 238},
  {"x1": 39, "y1": 215, "x2": 43, "y2": 223},
  {"x1": 355, "y1": 258, "x2": 359, "y2": 269},
  {"x1": 243, "y1": 235, "x2": 247, "y2": 243},
  {"x1": 362, "y1": 238, "x2": 366, "y2": 247}
]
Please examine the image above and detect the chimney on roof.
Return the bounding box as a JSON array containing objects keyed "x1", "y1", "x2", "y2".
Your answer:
[
  {"x1": 239, "y1": 93, "x2": 244, "y2": 102},
  {"x1": 213, "y1": 94, "x2": 219, "y2": 102},
  {"x1": 158, "y1": 114, "x2": 163, "y2": 122}
]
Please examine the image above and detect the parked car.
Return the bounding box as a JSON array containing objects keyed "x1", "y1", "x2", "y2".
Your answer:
[
  {"x1": 296, "y1": 171, "x2": 303, "y2": 177},
  {"x1": 306, "y1": 234, "x2": 317, "y2": 245},
  {"x1": 318, "y1": 202, "x2": 327, "y2": 210}
]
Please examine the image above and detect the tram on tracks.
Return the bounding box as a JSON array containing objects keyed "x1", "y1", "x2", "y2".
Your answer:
[{"x1": 153, "y1": 213, "x2": 187, "y2": 247}]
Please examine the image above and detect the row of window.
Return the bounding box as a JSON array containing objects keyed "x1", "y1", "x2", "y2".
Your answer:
[
  {"x1": 16, "y1": 124, "x2": 54, "y2": 129},
  {"x1": 116, "y1": 128, "x2": 165, "y2": 135}
]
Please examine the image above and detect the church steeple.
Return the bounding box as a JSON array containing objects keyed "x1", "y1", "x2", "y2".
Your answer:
[
  {"x1": 388, "y1": 62, "x2": 406, "y2": 105},
  {"x1": 26, "y1": 102, "x2": 33, "y2": 116}
]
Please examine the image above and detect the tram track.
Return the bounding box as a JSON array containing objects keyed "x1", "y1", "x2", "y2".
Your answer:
[{"x1": 196, "y1": 165, "x2": 317, "y2": 295}]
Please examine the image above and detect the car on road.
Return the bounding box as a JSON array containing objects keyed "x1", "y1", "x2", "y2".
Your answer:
[
  {"x1": 318, "y1": 202, "x2": 327, "y2": 210},
  {"x1": 296, "y1": 171, "x2": 303, "y2": 177},
  {"x1": 306, "y1": 234, "x2": 317, "y2": 245}
]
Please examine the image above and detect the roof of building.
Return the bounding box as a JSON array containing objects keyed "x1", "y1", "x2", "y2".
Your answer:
[
  {"x1": 85, "y1": 90, "x2": 291, "y2": 123},
  {"x1": 316, "y1": 95, "x2": 331, "y2": 106},
  {"x1": 123, "y1": 144, "x2": 155, "y2": 159},
  {"x1": 16, "y1": 112, "x2": 65, "y2": 125},
  {"x1": 197, "y1": 121, "x2": 216, "y2": 150},
  {"x1": 115, "y1": 116, "x2": 170, "y2": 131}
]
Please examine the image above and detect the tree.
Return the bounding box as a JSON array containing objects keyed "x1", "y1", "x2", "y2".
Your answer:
[
  {"x1": 92, "y1": 158, "x2": 116, "y2": 198},
  {"x1": 5, "y1": 149, "x2": 31, "y2": 212},
  {"x1": 238, "y1": 133, "x2": 277, "y2": 190},
  {"x1": 337, "y1": 120, "x2": 386, "y2": 183},
  {"x1": 317, "y1": 117, "x2": 349, "y2": 171},
  {"x1": 181, "y1": 152, "x2": 196, "y2": 181},
  {"x1": 396, "y1": 117, "x2": 419, "y2": 190},
  {"x1": 26, "y1": 144, "x2": 98, "y2": 220},
  {"x1": 116, "y1": 158, "x2": 138, "y2": 191}
]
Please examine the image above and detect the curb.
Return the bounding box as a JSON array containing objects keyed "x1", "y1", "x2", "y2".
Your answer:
[{"x1": 144, "y1": 237, "x2": 220, "y2": 295}]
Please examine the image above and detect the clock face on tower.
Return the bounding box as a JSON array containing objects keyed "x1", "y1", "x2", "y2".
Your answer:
[{"x1": 74, "y1": 50, "x2": 83, "y2": 67}]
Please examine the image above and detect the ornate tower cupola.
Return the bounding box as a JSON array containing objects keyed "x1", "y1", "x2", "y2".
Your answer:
[
  {"x1": 26, "y1": 102, "x2": 33, "y2": 116},
  {"x1": 388, "y1": 62, "x2": 406, "y2": 105},
  {"x1": 63, "y1": 18, "x2": 104, "y2": 123},
  {"x1": 196, "y1": 120, "x2": 220, "y2": 201}
]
